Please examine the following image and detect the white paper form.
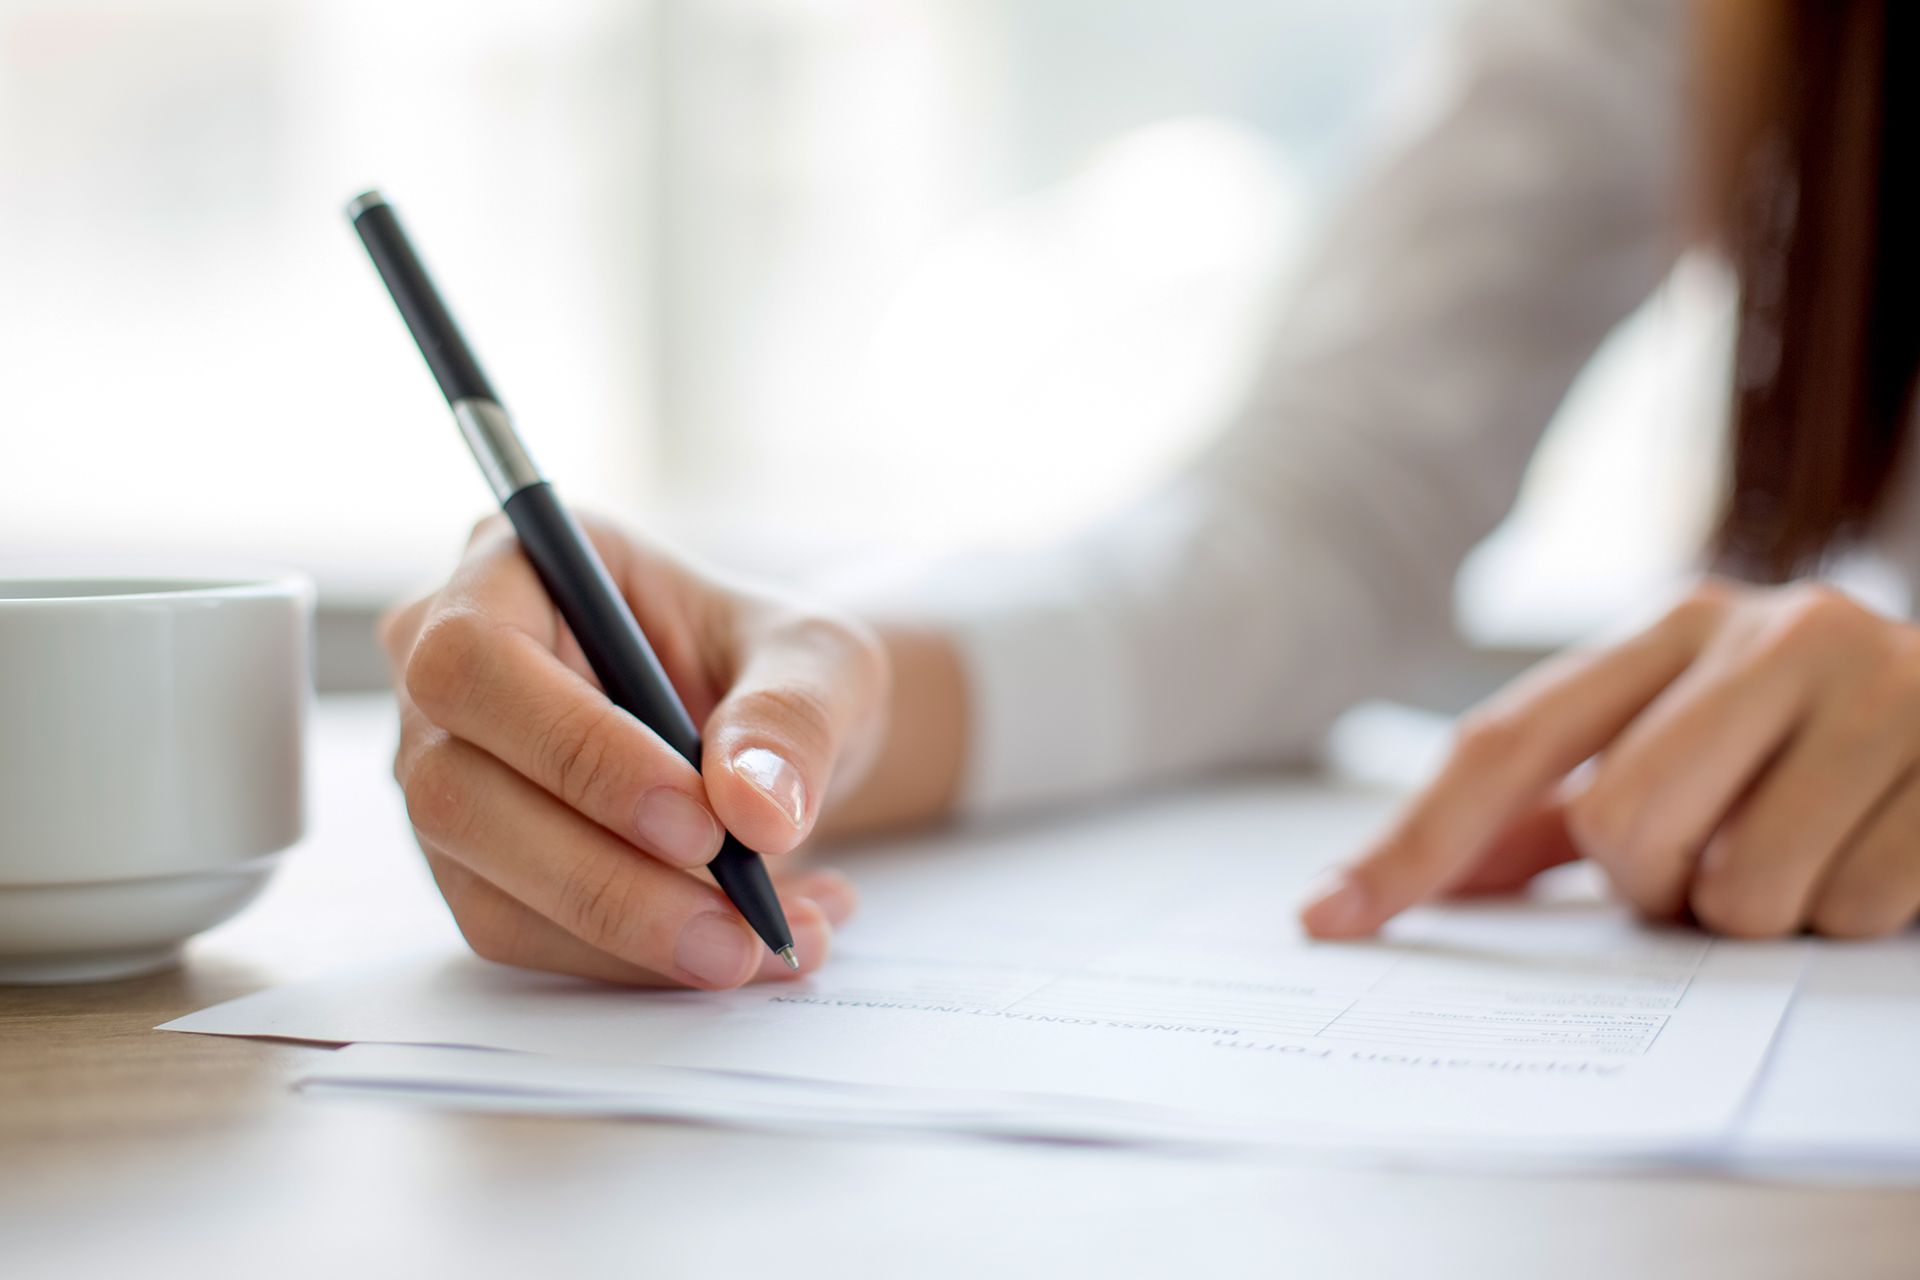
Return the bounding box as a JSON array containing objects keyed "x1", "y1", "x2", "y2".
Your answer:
[
  {"x1": 1727, "y1": 936, "x2": 1920, "y2": 1174},
  {"x1": 294, "y1": 1043, "x2": 1298, "y2": 1147},
  {"x1": 295, "y1": 1044, "x2": 1143, "y2": 1140},
  {"x1": 296, "y1": 928, "x2": 1920, "y2": 1175},
  {"x1": 165, "y1": 784, "x2": 1804, "y2": 1153}
]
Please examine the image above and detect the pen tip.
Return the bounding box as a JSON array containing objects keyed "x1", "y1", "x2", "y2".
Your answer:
[{"x1": 777, "y1": 945, "x2": 799, "y2": 972}]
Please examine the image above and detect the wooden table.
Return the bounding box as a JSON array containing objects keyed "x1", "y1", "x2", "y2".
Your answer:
[{"x1": 3, "y1": 696, "x2": 1915, "y2": 1279}]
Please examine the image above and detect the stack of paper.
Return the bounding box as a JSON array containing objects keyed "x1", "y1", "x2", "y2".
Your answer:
[{"x1": 162, "y1": 784, "x2": 1920, "y2": 1176}]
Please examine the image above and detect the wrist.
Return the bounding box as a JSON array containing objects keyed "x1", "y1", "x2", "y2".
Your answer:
[{"x1": 815, "y1": 622, "x2": 968, "y2": 840}]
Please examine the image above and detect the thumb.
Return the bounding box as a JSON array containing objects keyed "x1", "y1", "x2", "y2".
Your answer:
[{"x1": 700, "y1": 612, "x2": 888, "y2": 856}]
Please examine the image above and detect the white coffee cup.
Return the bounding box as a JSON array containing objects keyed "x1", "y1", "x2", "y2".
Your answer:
[{"x1": 0, "y1": 574, "x2": 312, "y2": 983}]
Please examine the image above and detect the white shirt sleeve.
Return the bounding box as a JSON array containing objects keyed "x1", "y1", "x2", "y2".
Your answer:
[{"x1": 901, "y1": 0, "x2": 1685, "y2": 816}]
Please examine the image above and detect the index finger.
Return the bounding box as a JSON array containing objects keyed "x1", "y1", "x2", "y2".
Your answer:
[
  {"x1": 1299, "y1": 607, "x2": 1710, "y2": 937},
  {"x1": 401, "y1": 526, "x2": 725, "y2": 870}
]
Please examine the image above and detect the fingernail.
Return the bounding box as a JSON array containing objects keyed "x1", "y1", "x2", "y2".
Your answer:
[
  {"x1": 633, "y1": 788, "x2": 723, "y2": 866},
  {"x1": 675, "y1": 911, "x2": 758, "y2": 988},
  {"x1": 731, "y1": 747, "x2": 807, "y2": 829},
  {"x1": 1300, "y1": 872, "x2": 1371, "y2": 936}
]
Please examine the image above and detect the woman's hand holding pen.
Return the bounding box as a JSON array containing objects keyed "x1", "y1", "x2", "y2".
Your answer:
[
  {"x1": 1305, "y1": 579, "x2": 1920, "y2": 941},
  {"x1": 380, "y1": 514, "x2": 887, "y2": 989}
]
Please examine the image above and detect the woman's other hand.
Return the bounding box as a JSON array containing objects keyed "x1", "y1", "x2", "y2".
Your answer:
[{"x1": 1304, "y1": 579, "x2": 1920, "y2": 940}]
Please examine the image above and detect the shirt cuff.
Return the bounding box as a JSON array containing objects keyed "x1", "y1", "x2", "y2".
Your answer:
[{"x1": 843, "y1": 551, "x2": 1134, "y2": 819}]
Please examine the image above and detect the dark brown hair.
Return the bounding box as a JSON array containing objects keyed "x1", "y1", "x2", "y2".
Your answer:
[{"x1": 1719, "y1": 0, "x2": 1920, "y2": 580}]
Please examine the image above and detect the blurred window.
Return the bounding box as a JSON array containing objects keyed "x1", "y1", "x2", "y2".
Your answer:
[{"x1": 1, "y1": 0, "x2": 1720, "y2": 650}]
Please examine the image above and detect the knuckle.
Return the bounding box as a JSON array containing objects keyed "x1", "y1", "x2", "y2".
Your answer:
[
  {"x1": 822, "y1": 611, "x2": 889, "y2": 689},
  {"x1": 1689, "y1": 871, "x2": 1796, "y2": 939},
  {"x1": 787, "y1": 607, "x2": 891, "y2": 709},
  {"x1": 404, "y1": 608, "x2": 495, "y2": 722},
  {"x1": 1564, "y1": 789, "x2": 1687, "y2": 917},
  {"x1": 733, "y1": 682, "x2": 837, "y2": 759},
  {"x1": 449, "y1": 900, "x2": 519, "y2": 966},
  {"x1": 1807, "y1": 889, "x2": 1904, "y2": 940},
  {"x1": 770, "y1": 609, "x2": 886, "y2": 683},
  {"x1": 1664, "y1": 578, "x2": 1738, "y2": 634},
  {"x1": 1613, "y1": 875, "x2": 1687, "y2": 923},
  {"x1": 1563, "y1": 784, "x2": 1637, "y2": 862},
  {"x1": 553, "y1": 860, "x2": 643, "y2": 957},
  {"x1": 401, "y1": 740, "x2": 474, "y2": 845},
  {"x1": 466, "y1": 513, "x2": 509, "y2": 548},
  {"x1": 1765, "y1": 584, "x2": 1863, "y2": 654},
  {"x1": 377, "y1": 598, "x2": 426, "y2": 665},
  {"x1": 461, "y1": 928, "x2": 514, "y2": 967},
  {"x1": 424, "y1": 853, "x2": 522, "y2": 963},
  {"x1": 533, "y1": 702, "x2": 622, "y2": 812}
]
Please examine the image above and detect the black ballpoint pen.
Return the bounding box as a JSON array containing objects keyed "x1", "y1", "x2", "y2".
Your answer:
[{"x1": 346, "y1": 189, "x2": 798, "y2": 971}]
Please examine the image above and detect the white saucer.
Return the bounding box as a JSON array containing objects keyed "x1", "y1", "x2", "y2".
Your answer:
[{"x1": 0, "y1": 861, "x2": 280, "y2": 984}]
